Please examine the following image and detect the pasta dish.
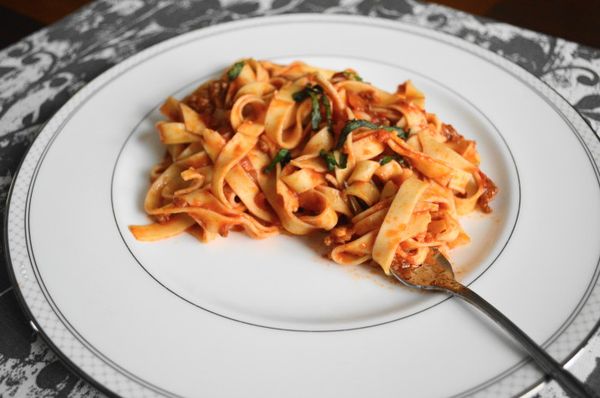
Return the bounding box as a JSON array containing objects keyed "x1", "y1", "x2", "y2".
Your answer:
[{"x1": 129, "y1": 60, "x2": 497, "y2": 275}]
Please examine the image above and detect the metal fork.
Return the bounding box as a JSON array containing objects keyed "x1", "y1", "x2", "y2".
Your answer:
[{"x1": 390, "y1": 251, "x2": 597, "y2": 398}]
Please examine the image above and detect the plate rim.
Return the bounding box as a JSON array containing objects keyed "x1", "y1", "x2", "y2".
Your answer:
[{"x1": 4, "y1": 13, "x2": 600, "y2": 398}]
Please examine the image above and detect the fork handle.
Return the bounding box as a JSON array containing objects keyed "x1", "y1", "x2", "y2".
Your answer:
[{"x1": 452, "y1": 285, "x2": 597, "y2": 398}]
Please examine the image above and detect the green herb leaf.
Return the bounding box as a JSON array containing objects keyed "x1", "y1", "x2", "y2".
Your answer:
[
  {"x1": 292, "y1": 89, "x2": 310, "y2": 102},
  {"x1": 342, "y1": 70, "x2": 363, "y2": 82},
  {"x1": 319, "y1": 150, "x2": 347, "y2": 172},
  {"x1": 263, "y1": 149, "x2": 291, "y2": 174},
  {"x1": 379, "y1": 154, "x2": 406, "y2": 166},
  {"x1": 382, "y1": 125, "x2": 408, "y2": 140},
  {"x1": 321, "y1": 94, "x2": 333, "y2": 132},
  {"x1": 379, "y1": 156, "x2": 394, "y2": 165},
  {"x1": 309, "y1": 91, "x2": 321, "y2": 131},
  {"x1": 294, "y1": 85, "x2": 327, "y2": 131},
  {"x1": 336, "y1": 120, "x2": 409, "y2": 149},
  {"x1": 335, "y1": 119, "x2": 378, "y2": 149},
  {"x1": 292, "y1": 84, "x2": 322, "y2": 102},
  {"x1": 337, "y1": 152, "x2": 348, "y2": 169},
  {"x1": 227, "y1": 61, "x2": 245, "y2": 81},
  {"x1": 319, "y1": 150, "x2": 338, "y2": 172}
]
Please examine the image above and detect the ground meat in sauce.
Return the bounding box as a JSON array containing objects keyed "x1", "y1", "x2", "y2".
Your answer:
[
  {"x1": 396, "y1": 82, "x2": 408, "y2": 95},
  {"x1": 257, "y1": 136, "x2": 272, "y2": 154},
  {"x1": 478, "y1": 172, "x2": 498, "y2": 213},
  {"x1": 359, "y1": 91, "x2": 375, "y2": 102},
  {"x1": 209, "y1": 80, "x2": 227, "y2": 109},
  {"x1": 324, "y1": 226, "x2": 354, "y2": 246},
  {"x1": 374, "y1": 129, "x2": 392, "y2": 142},
  {"x1": 240, "y1": 157, "x2": 259, "y2": 184},
  {"x1": 253, "y1": 192, "x2": 269, "y2": 211},
  {"x1": 347, "y1": 91, "x2": 367, "y2": 111},
  {"x1": 155, "y1": 214, "x2": 171, "y2": 223},
  {"x1": 185, "y1": 85, "x2": 213, "y2": 113},
  {"x1": 238, "y1": 157, "x2": 254, "y2": 173},
  {"x1": 390, "y1": 257, "x2": 412, "y2": 272},
  {"x1": 330, "y1": 70, "x2": 360, "y2": 84},
  {"x1": 371, "y1": 114, "x2": 392, "y2": 125},
  {"x1": 330, "y1": 71, "x2": 347, "y2": 83},
  {"x1": 184, "y1": 80, "x2": 230, "y2": 129},
  {"x1": 172, "y1": 197, "x2": 189, "y2": 208},
  {"x1": 441, "y1": 123, "x2": 463, "y2": 142}
]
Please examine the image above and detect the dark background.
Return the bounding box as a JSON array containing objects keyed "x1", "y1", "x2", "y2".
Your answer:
[{"x1": 1, "y1": 0, "x2": 599, "y2": 50}]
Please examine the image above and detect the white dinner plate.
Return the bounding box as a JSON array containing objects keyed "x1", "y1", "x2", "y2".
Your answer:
[{"x1": 5, "y1": 14, "x2": 600, "y2": 398}]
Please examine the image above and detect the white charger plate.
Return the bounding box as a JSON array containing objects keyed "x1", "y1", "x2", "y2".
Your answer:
[{"x1": 5, "y1": 14, "x2": 600, "y2": 398}]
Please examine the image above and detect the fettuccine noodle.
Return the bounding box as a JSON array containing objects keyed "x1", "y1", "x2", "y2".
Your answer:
[{"x1": 130, "y1": 60, "x2": 497, "y2": 275}]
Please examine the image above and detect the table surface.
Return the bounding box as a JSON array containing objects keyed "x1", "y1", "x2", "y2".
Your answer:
[{"x1": 1, "y1": 0, "x2": 599, "y2": 397}]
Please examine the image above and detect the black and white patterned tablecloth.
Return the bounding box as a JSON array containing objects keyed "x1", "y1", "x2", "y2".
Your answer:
[{"x1": 1, "y1": 1, "x2": 599, "y2": 397}]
